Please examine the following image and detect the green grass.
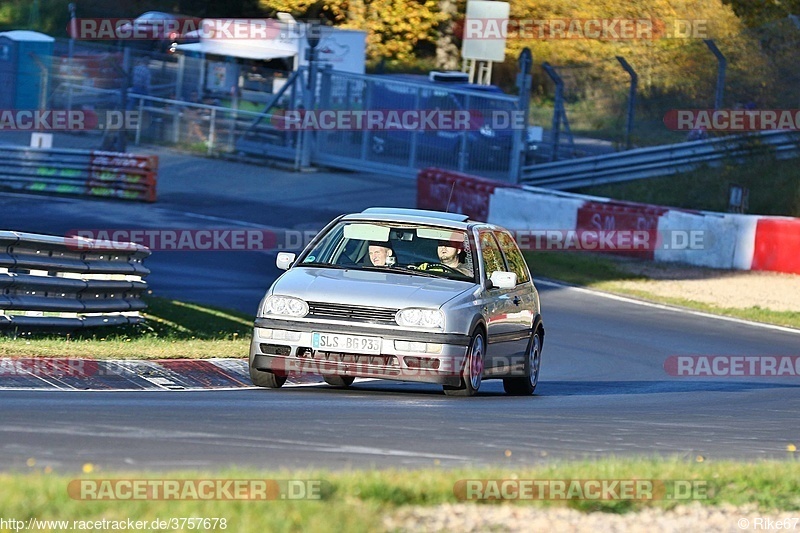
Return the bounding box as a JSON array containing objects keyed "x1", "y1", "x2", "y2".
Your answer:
[
  {"x1": 575, "y1": 154, "x2": 800, "y2": 217},
  {"x1": 0, "y1": 297, "x2": 252, "y2": 359},
  {"x1": 524, "y1": 251, "x2": 800, "y2": 329},
  {"x1": 529, "y1": 102, "x2": 687, "y2": 148},
  {"x1": 2, "y1": 459, "x2": 799, "y2": 531}
]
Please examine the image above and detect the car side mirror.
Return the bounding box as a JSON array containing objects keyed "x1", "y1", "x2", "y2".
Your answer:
[
  {"x1": 489, "y1": 271, "x2": 517, "y2": 290},
  {"x1": 276, "y1": 252, "x2": 296, "y2": 270}
]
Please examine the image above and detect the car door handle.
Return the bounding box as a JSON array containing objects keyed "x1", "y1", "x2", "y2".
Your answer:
[{"x1": 513, "y1": 296, "x2": 521, "y2": 306}]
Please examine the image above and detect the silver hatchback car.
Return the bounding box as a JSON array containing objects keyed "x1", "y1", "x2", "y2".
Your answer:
[{"x1": 249, "y1": 208, "x2": 544, "y2": 396}]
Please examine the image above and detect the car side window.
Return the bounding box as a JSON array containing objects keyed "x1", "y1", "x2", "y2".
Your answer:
[
  {"x1": 479, "y1": 231, "x2": 507, "y2": 281},
  {"x1": 495, "y1": 231, "x2": 530, "y2": 284}
]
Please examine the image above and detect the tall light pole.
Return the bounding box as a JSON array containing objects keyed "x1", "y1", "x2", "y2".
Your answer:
[{"x1": 67, "y1": 3, "x2": 76, "y2": 112}]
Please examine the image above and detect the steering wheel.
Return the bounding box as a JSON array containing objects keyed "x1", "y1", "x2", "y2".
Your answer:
[{"x1": 409, "y1": 262, "x2": 461, "y2": 275}]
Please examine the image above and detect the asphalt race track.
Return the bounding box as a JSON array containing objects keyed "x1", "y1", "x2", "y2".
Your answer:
[{"x1": 1, "y1": 143, "x2": 798, "y2": 471}]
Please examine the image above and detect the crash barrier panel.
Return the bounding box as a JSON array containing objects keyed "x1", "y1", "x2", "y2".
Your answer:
[
  {"x1": 0, "y1": 230, "x2": 151, "y2": 329},
  {"x1": 0, "y1": 145, "x2": 158, "y2": 202},
  {"x1": 750, "y1": 218, "x2": 800, "y2": 275},
  {"x1": 521, "y1": 130, "x2": 800, "y2": 190},
  {"x1": 417, "y1": 167, "x2": 519, "y2": 222},
  {"x1": 418, "y1": 167, "x2": 800, "y2": 275}
]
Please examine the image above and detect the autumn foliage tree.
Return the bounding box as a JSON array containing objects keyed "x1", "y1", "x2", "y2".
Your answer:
[{"x1": 258, "y1": 0, "x2": 445, "y2": 65}]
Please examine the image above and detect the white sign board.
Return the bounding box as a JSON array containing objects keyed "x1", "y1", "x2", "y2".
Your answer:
[
  {"x1": 461, "y1": 0, "x2": 509, "y2": 62},
  {"x1": 298, "y1": 27, "x2": 367, "y2": 74}
]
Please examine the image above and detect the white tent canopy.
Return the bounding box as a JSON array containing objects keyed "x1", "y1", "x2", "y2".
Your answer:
[
  {"x1": 177, "y1": 41, "x2": 295, "y2": 61},
  {"x1": 175, "y1": 18, "x2": 366, "y2": 73}
]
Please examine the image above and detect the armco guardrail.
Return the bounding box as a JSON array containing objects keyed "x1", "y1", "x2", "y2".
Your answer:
[
  {"x1": 0, "y1": 231, "x2": 151, "y2": 329},
  {"x1": 521, "y1": 130, "x2": 800, "y2": 189},
  {"x1": 419, "y1": 167, "x2": 800, "y2": 275},
  {"x1": 0, "y1": 146, "x2": 158, "y2": 202}
]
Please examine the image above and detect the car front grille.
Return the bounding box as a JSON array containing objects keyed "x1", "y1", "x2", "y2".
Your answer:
[
  {"x1": 298, "y1": 350, "x2": 399, "y2": 367},
  {"x1": 306, "y1": 301, "x2": 399, "y2": 325}
]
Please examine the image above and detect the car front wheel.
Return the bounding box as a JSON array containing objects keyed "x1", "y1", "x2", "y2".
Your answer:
[
  {"x1": 443, "y1": 331, "x2": 484, "y2": 397},
  {"x1": 249, "y1": 366, "x2": 287, "y2": 388},
  {"x1": 324, "y1": 376, "x2": 355, "y2": 388},
  {"x1": 503, "y1": 331, "x2": 541, "y2": 396}
]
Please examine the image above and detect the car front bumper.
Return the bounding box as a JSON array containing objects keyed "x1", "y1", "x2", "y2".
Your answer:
[{"x1": 249, "y1": 318, "x2": 471, "y2": 387}]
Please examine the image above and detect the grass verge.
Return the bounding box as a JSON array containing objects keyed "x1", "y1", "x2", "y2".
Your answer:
[
  {"x1": 0, "y1": 297, "x2": 252, "y2": 359},
  {"x1": 574, "y1": 154, "x2": 800, "y2": 218},
  {"x1": 2, "y1": 459, "x2": 799, "y2": 532},
  {"x1": 524, "y1": 251, "x2": 800, "y2": 329}
]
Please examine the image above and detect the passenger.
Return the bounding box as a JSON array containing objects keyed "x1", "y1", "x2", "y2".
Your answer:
[{"x1": 368, "y1": 242, "x2": 394, "y2": 267}]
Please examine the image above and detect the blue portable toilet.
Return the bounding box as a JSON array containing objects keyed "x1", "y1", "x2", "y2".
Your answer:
[{"x1": 0, "y1": 30, "x2": 55, "y2": 110}]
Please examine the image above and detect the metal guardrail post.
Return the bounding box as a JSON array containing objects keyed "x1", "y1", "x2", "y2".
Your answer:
[
  {"x1": 616, "y1": 56, "x2": 638, "y2": 150},
  {"x1": 176, "y1": 54, "x2": 185, "y2": 99},
  {"x1": 360, "y1": 81, "x2": 374, "y2": 161},
  {"x1": 135, "y1": 98, "x2": 144, "y2": 145},
  {"x1": 511, "y1": 48, "x2": 533, "y2": 183},
  {"x1": 457, "y1": 93, "x2": 471, "y2": 173},
  {"x1": 208, "y1": 108, "x2": 216, "y2": 156},
  {"x1": 408, "y1": 87, "x2": 420, "y2": 169},
  {"x1": 704, "y1": 40, "x2": 727, "y2": 110},
  {"x1": 227, "y1": 91, "x2": 238, "y2": 152},
  {"x1": 542, "y1": 63, "x2": 563, "y2": 161},
  {"x1": 300, "y1": 25, "x2": 320, "y2": 169}
]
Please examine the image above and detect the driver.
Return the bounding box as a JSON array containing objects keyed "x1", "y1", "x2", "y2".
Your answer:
[
  {"x1": 436, "y1": 240, "x2": 471, "y2": 276},
  {"x1": 413, "y1": 240, "x2": 471, "y2": 276}
]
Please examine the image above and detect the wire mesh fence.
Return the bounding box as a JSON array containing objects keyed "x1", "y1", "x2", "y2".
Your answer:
[
  {"x1": 523, "y1": 18, "x2": 800, "y2": 156},
  {"x1": 20, "y1": 18, "x2": 800, "y2": 169}
]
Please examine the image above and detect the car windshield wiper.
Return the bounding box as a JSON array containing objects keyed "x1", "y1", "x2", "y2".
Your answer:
[
  {"x1": 358, "y1": 265, "x2": 413, "y2": 275},
  {"x1": 299, "y1": 262, "x2": 348, "y2": 269}
]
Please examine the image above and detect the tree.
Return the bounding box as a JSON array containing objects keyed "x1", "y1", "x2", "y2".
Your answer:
[
  {"x1": 258, "y1": 0, "x2": 445, "y2": 65},
  {"x1": 722, "y1": 0, "x2": 800, "y2": 27}
]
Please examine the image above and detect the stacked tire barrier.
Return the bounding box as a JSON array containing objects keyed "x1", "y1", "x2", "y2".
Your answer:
[
  {"x1": 418, "y1": 167, "x2": 800, "y2": 275},
  {"x1": 0, "y1": 231, "x2": 151, "y2": 329},
  {"x1": 0, "y1": 146, "x2": 158, "y2": 202}
]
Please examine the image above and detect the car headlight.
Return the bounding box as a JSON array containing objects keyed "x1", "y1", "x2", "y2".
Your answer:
[
  {"x1": 395, "y1": 308, "x2": 444, "y2": 329},
  {"x1": 479, "y1": 124, "x2": 496, "y2": 138},
  {"x1": 261, "y1": 295, "x2": 309, "y2": 318}
]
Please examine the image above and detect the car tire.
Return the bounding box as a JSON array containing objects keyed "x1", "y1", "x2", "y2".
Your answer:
[
  {"x1": 443, "y1": 331, "x2": 484, "y2": 397},
  {"x1": 503, "y1": 330, "x2": 541, "y2": 396},
  {"x1": 249, "y1": 366, "x2": 287, "y2": 388},
  {"x1": 323, "y1": 376, "x2": 355, "y2": 388}
]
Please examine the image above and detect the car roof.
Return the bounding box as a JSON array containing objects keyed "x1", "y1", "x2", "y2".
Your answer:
[{"x1": 342, "y1": 208, "x2": 474, "y2": 229}]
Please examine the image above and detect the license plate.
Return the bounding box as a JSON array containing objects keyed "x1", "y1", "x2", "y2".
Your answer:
[{"x1": 312, "y1": 332, "x2": 381, "y2": 355}]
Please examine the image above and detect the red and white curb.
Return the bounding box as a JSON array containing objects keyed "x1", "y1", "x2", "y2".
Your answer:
[{"x1": 0, "y1": 358, "x2": 324, "y2": 391}]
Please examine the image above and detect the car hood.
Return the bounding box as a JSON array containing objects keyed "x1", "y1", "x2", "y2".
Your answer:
[{"x1": 270, "y1": 267, "x2": 474, "y2": 309}]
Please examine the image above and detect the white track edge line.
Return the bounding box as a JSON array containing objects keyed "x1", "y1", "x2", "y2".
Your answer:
[{"x1": 535, "y1": 279, "x2": 800, "y2": 335}]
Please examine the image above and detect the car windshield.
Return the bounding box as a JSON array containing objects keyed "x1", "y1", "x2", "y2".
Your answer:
[{"x1": 300, "y1": 221, "x2": 476, "y2": 282}]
